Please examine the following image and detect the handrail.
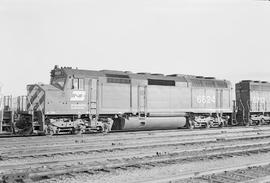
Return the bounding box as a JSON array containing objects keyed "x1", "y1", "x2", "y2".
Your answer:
[{"x1": 239, "y1": 99, "x2": 245, "y2": 121}]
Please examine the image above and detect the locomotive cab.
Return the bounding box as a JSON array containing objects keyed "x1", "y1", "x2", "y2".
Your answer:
[{"x1": 22, "y1": 66, "x2": 104, "y2": 135}]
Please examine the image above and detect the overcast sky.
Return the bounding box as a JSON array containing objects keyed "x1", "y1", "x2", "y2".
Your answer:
[{"x1": 0, "y1": 0, "x2": 270, "y2": 96}]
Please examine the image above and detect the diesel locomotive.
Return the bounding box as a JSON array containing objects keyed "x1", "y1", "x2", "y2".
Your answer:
[
  {"x1": 236, "y1": 80, "x2": 270, "y2": 125},
  {"x1": 17, "y1": 65, "x2": 234, "y2": 134}
]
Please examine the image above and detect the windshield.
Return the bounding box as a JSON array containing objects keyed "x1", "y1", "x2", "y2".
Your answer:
[{"x1": 51, "y1": 77, "x2": 66, "y2": 89}]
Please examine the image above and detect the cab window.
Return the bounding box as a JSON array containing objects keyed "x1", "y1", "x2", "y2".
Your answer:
[
  {"x1": 51, "y1": 77, "x2": 66, "y2": 89},
  {"x1": 72, "y1": 78, "x2": 84, "y2": 90}
]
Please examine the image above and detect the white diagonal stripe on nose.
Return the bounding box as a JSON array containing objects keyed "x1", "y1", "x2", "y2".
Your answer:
[
  {"x1": 28, "y1": 86, "x2": 39, "y2": 99},
  {"x1": 38, "y1": 101, "x2": 45, "y2": 111},
  {"x1": 32, "y1": 91, "x2": 44, "y2": 108},
  {"x1": 29, "y1": 90, "x2": 44, "y2": 111}
]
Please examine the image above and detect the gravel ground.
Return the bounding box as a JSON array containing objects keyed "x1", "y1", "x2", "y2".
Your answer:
[{"x1": 36, "y1": 152, "x2": 270, "y2": 183}]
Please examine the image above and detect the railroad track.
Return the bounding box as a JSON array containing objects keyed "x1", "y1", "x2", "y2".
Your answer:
[
  {"x1": 2, "y1": 132, "x2": 270, "y2": 161},
  {"x1": 2, "y1": 139, "x2": 270, "y2": 171},
  {"x1": 1, "y1": 126, "x2": 269, "y2": 155},
  {"x1": 1, "y1": 126, "x2": 269, "y2": 148},
  {"x1": 192, "y1": 164, "x2": 270, "y2": 183},
  {"x1": 0, "y1": 127, "x2": 270, "y2": 162},
  {"x1": 143, "y1": 163, "x2": 270, "y2": 183},
  {"x1": 0, "y1": 125, "x2": 251, "y2": 139}
]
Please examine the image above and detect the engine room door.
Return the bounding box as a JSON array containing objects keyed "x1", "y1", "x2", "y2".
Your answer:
[
  {"x1": 88, "y1": 79, "x2": 98, "y2": 118},
  {"x1": 138, "y1": 86, "x2": 147, "y2": 117},
  {"x1": 216, "y1": 89, "x2": 223, "y2": 111}
]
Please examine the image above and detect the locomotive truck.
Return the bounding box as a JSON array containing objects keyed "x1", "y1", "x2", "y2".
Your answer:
[{"x1": 17, "y1": 65, "x2": 233, "y2": 134}]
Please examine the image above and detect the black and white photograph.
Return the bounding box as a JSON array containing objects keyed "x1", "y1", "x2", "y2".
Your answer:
[{"x1": 1, "y1": 0, "x2": 270, "y2": 182}]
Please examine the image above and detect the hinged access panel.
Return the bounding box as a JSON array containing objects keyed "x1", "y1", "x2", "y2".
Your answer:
[{"x1": 138, "y1": 85, "x2": 147, "y2": 117}]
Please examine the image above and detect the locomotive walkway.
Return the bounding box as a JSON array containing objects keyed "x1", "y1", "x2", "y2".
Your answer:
[{"x1": 1, "y1": 126, "x2": 270, "y2": 182}]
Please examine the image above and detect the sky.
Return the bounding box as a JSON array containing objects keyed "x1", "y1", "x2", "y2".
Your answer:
[{"x1": 0, "y1": 0, "x2": 270, "y2": 96}]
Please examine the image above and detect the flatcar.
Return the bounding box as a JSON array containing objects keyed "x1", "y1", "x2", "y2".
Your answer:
[
  {"x1": 0, "y1": 94, "x2": 15, "y2": 134},
  {"x1": 236, "y1": 80, "x2": 270, "y2": 125},
  {"x1": 19, "y1": 65, "x2": 233, "y2": 134},
  {"x1": 0, "y1": 86, "x2": 3, "y2": 132}
]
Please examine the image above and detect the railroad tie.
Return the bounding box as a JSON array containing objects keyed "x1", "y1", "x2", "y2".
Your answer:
[
  {"x1": 198, "y1": 175, "x2": 233, "y2": 183},
  {"x1": 228, "y1": 172, "x2": 255, "y2": 181},
  {"x1": 2, "y1": 172, "x2": 31, "y2": 183}
]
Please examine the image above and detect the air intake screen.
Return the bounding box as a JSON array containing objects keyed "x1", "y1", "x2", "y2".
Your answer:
[
  {"x1": 216, "y1": 81, "x2": 228, "y2": 88},
  {"x1": 105, "y1": 74, "x2": 129, "y2": 78},
  {"x1": 148, "y1": 79, "x2": 175, "y2": 86},
  {"x1": 262, "y1": 85, "x2": 270, "y2": 91},
  {"x1": 204, "y1": 80, "x2": 216, "y2": 87},
  {"x1": 190, "y1": 79, "x2": 203, "y2": 87},
  {"x1": 107, "y1": 78, "x2": 131, "y2": 84}
]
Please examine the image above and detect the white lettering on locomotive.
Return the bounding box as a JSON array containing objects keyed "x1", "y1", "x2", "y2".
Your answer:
[
  {"x1": 71, "y1": 104, "x2": 87, "y2": 110},
  {"x1": 197, "y1": 96, "x2": 216, "y2": 104},
  {"x1": 70, "y1": 91, "x2": 86, "y2": 101}
]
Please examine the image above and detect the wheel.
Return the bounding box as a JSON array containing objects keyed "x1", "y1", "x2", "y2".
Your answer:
[
  {"x1": 189, "y1": 123, "x2": 195, "y2": 130},
  {"x1": 46, "y1": 125, "x2": 55, "y2": 136},
  {"x1": 224, "y1": 121, "x2": 228, "y2": 127},
  {"x1": 46, "y1": 128, "x2": 54, "y2": 136},
  {"x1": 219, "y1": 122, "x2": 224, "y2": 128},
  {"x1": 73, "y1": 125, "x2": 84, "y2": 135},
  {"x1": 186, "y1": 120, "x2": 194, "y2": 130},
  {"x1": 260, "y1": 118, "x2": 265, "y2": 125},
  {"x1": 245, "y1": 119, "x2": 252, "y2": 127},
  {"x1": 97, "y1": 126, "x2": 104, "y2": 132},
  {"x1": 70, "y1": 128, "x2": 76, "y2": 134},
  {"x1": 72, "y1": 129, "x2": 82, "y2": 135}
]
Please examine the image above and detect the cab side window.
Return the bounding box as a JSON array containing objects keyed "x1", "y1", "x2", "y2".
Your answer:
[{"x1": 72, "y1": 78, "x2": 84, "y2": 90}]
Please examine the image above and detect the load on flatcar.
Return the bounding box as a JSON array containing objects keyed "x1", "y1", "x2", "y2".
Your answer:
[{"x1": 15, "y1": 65, "x2": 233, "y2": 134}]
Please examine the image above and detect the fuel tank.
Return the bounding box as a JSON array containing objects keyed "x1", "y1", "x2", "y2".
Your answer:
[{"x1": 111, "y1": 116, "x2": 187, "y2": 131}]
